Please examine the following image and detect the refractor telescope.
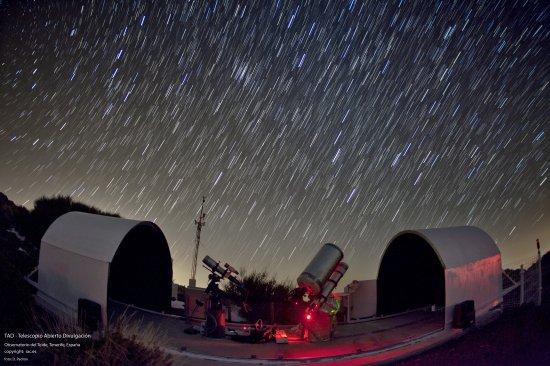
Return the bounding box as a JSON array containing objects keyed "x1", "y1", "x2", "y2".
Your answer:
[
  {"x1": 202, "y1": 255, "x2": 244, "y2": 289},
  {"x1": 201, "y1": 255, "x2": 245, "y2": 338}
]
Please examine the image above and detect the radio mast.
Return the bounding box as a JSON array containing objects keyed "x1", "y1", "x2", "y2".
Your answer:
[{"x1": 189, "y1": 196, "x2": 206, "y2": 288}]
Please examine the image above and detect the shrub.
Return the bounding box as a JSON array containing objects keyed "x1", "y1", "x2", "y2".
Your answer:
[
  {"x1": 31, "y1": 308, "x2": 172, "y2": 366},
  {"x1": 28, "y1": 195, "x2": 119, "y2": 243},
  {"x1": 223, "y1": 269, "x2": 299, "y2": 324}
]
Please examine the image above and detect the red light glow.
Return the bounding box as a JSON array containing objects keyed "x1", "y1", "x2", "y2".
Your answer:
[{"x1": 306, "y1": 314, "x2": 312, "y2": 320}]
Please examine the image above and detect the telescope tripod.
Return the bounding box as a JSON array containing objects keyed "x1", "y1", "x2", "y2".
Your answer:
[{"x1": 204, "y1": 273, "x2": 227, "y2": 338}]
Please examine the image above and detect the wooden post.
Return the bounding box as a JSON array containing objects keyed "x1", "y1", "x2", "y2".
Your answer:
[
  {"x1": 537, "y1": 239, "x2": 542, "y2": 306},
  {"x1": 519, "y1": 265, "x2": 524, "y2": 306}
]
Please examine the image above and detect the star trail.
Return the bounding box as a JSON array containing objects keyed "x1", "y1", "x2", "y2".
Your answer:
[{"x1": 0, "y1": 1, "x2": 548, "y2": 286}]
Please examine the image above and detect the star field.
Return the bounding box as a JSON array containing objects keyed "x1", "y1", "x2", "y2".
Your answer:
[{"x1": 1, "y1": 0, "x2": 549, "y2": 286}]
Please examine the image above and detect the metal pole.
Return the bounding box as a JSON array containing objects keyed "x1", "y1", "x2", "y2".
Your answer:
[
  {"x1": 190, "y1": 196, "x2": 206, "y2": 287},
  {"x1": 537, "y1": 239, "x2": 542, "y2": 307},
  {"x1": 519, "y1": 264, "x2": 524, "y2": 306}
]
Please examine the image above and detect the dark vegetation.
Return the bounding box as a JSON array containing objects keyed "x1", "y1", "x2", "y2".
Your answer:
[
  {"x1": 223, "y1": 269, "x2": 304, "y2": 324},
  {"x1": 28, "y1": 194, "x2": 119, "y2": 243},
  {"x1": 0, "y1": 194, "x2": 36, "y2": 331},
  {"x1": 0, "y1": 192, "x2": 170, "y2": 365},
  {"x1": 30, "y1": 307, "x2": 172, "y2": 366}
]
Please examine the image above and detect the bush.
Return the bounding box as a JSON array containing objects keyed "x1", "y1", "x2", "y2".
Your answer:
[
  {"x1": 28, "y1": 195, "x2": 119, "y2": 243},
  {"x1": 223, "y1": 270, "x2": 300, "y2": 324},
  {"x1": 31, "y1": 308, "x2": 172, "y2": 366}
]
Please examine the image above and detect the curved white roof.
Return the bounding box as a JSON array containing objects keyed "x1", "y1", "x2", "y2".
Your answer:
[
  {"x1": 378, "y1": 226, "x2": 502, "y2": 328},
  {"x1": 37, "y1": 211, "x2": 172, "y2": 329},
  {"x1": 41, "y1": 211, "x2": 159, "y2": 262},
  {"x1": 388, "y1": 226, "x2": 500, "y2": 269}
]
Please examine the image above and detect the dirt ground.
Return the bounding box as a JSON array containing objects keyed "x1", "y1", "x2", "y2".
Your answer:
[
  {"x1": 110, "y1": 302, "x2": 445, "y2": 362},
  {"x1": 394, "y1": 304, "x2": 550, "y2": 366}
]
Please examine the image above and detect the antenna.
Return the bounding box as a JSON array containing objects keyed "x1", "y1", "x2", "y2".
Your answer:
[{"x1": 189, "y1": 196, "x2": 206, "y2": 288}]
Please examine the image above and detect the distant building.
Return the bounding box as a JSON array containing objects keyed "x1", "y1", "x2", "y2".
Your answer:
[{"x1": 172, "y1": 282, "x2": 185, "y2": 301}]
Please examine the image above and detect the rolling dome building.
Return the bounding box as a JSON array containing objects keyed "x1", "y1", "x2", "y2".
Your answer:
[
  {"x1": 347, "y1": 226, "x2": 502, "y2": 328},
  {"x1": 36, "y1": 211, "x2": 173, "y2": 329}
]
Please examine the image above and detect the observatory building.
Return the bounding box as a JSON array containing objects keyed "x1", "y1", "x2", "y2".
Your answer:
[
  {"x1": 349, "y1": 226, "x2": 502, "y2": 328},
  {"x1": 36, "y1": 211, "x2": 173, "y2": 329}
]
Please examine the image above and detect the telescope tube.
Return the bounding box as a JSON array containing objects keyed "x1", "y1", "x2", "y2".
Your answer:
[
  {"x1": 319, "y1": 262, "x2": 349, "y2": 302},
  {"x1": 297, "y1": 243, "x2": 343, "y2": 296}
]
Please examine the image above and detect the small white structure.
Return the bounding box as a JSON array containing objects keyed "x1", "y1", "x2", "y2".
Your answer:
[
  {"x1": 37, "y1": 211, "x2": 173, "y2": 329},
  {"x1": 344, "y1": 280, "x2": 377, "y2": 320},
  {"x1": 376, "y1": 226, "x2": 502, "y2": 328}
]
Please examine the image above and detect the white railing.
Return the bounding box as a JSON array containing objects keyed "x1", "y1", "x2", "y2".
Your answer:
[{"x1": 502, "y1": 244, "x2": 544, "y2": 309}]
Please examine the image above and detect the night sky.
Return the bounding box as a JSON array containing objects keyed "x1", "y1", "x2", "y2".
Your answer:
[{"x1": 1, "y1": 1, "x2": 548, "y2": 287}]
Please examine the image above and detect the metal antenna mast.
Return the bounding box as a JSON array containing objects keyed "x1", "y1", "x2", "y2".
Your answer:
[{"x1": 189, "y1": 196, "x2": 206, "y2": 288}]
